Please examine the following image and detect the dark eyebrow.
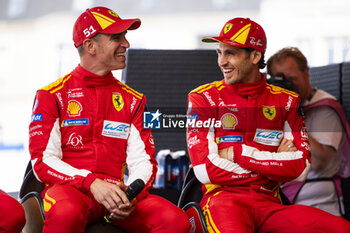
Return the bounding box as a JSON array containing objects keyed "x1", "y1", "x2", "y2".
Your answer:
[
  {"x1": 110, "y1": 33, "x2": 122, "y2": 39},
  {"x1": 110, "y1": 31, "x2": 127, "y2": 40}
]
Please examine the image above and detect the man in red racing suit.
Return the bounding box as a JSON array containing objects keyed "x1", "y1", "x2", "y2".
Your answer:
[
  {"x1": 29, "y1": 6, "x2": 189, "y2": 233},
  {"x1": 186, "y1": 17, "x2": 350, "y2": 233}
]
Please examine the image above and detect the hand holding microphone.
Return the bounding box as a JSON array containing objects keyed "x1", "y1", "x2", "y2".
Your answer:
[{"x1": 104, "y1": 179, "x2": 145, "y2": 223}]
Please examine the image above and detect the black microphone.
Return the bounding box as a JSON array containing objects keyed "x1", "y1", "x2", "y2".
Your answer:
[
  {"x1": 104, "y1": 179, "x2": 145, "y2": 223},
  {"x1": 124, "y1": 179, "x2": 145, "y2": 200}
]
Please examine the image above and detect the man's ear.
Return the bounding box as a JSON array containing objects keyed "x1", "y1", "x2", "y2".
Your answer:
[
  {"x1": 304, "y1": 68, "x2": 310, "y2": 82},
  {"x1": 250, "y1": 50, "x2": 262, "y2": 65},
  {"x1": 82, "y1": 39, "x2": 96, "y2": 55}
]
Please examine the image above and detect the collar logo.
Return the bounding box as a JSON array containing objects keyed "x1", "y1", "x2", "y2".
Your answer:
[
  {"x1": 67, "y1": 100, "x2": 82, "y2": 117},
  {"x1": 112, "y1": 93, "x2": 124, "y2": 112},
  {"x1": 224, "y1": 23, "x2": 233, "y2": 34},
  {"x1": 220, "y1": 113, "x2": 238, "y2": 129},
  {"x1": 262, "y1": 106, "x2": 276, "y2": 120}
]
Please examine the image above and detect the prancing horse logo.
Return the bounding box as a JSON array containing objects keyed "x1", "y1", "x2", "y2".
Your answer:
[
  {"x1": 262, "y1": 106, "x2": 276, "y2": 120},
  {"x1": 112, "y1": 93, "x2": 124, "y2": 112}
]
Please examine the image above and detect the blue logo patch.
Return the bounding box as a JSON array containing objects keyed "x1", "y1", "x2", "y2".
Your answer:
[
  {"x1": 62, "y1": 118, "x2": 89, "y2": 127},
  {"x1": 187, "y1": 113, "x2": 198, "y2": 121},
  {"x1": 102, "y1": 121, "x2": 130, "y2": 139},
  {"x1": 217, "y1": 136, "x2": 243, "y2": 143},
  {"x1": 143, "y1": 110, "x2": 162, "y2": 129},
  {"x1": 254, "y1": 129, "x2": 283, "y2": 146},
  {"x1": 31, "y1": 113, "x2": 42, "y2": 122}
]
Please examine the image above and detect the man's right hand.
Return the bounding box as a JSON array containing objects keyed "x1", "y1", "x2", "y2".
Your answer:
[
  {"x1": 218, "y1": 146, "x2": 233, "y2": 161},
  {"x1": 90, "y1": 178, "x2": 131, "y2": 214}
]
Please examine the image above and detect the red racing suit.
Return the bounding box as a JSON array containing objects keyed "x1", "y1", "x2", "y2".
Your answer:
[
  {"x1": 29, "y1": 64, "x2": 156, "y2": 199},
  {"x1": 187, "y1": 76, "x2": 311, "y2": 195},
  {"x1": 29, "y1": 65, "x2": 191, "y2": 233},
  {"x1": 186, "y1": 76, "x2": 350, "y2": 233}
]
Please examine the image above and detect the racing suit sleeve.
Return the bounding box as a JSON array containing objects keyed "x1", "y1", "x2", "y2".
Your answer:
[
  {"x1": 29, "y1": 90, "x2": 96, "y2": 193},
  {"x1": 234, "y1": 98, "x2": 311, "y2": 182},
  {"x1": 187, "y1": 93, "x2": 253, "y2": 186},
  {"x1": 126, "y1": 96, "x2": 157, "y2": 200}
]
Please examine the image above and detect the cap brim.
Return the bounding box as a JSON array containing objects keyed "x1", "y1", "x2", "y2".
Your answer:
[
  {"x1": 103, "y1": 18, "x2": 141, "y2": 34},
  {"x1": 202, "y1": 36, "x2": 249, "y2": 49},
  {"x1": 202, "y1": 36, "x2": 220, "y2": 43},
  {"x1": 126, "y1": 19, "x2": 141, "y2": 30}
]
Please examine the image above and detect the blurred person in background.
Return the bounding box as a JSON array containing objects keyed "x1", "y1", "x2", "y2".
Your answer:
[
  {"x1": 0, "y1": 189, "x2": 26, "y2": 233},
  {"x1": 267, "y1": 47, "x2": 350, "y2": 217},
  {"x1": 28, "y1": 6, "x2": 190, "y2": 233},
  {"x1": 186, "y1": 17, "x2": 350, "y2": 232}
]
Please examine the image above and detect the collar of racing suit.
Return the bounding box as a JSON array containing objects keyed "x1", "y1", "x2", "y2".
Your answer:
[
  {"x1": 223, "y1": 73, "x2": 266, "y2": 98},
  {"x1": 72, "y1": 65, "x2": 117, "y2": 87}
]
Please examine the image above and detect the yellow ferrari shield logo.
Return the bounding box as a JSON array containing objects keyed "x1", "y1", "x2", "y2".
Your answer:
[
  {"x1": 112, "y1": 93, "x2": 124, "y2": 112},
  {"x1": 262, "y1": 106, "x2": 276, "y2": 120},
  {"x1": 108, "y1": 10, "x2": 119, "y2": 18},
  {"x1": 224, "y1": 23, "x2": 233, "y2": 34}
]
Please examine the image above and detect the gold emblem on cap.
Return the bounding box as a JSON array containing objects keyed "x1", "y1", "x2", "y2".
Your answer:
[
  {"x1": 230, "y1": 23, "x2": 251, "y2": 45},
  {"x1": 91, "y1": 11, "x2": 116, "y2": 29},
  {"x1": 112, "y1": 93, "x2": 124, "y2": 112},
  {"x1": 220, "y1": 113, "x2": 238, "y2": 129},
  {"x1": 262, "y1": 106, "x2": 276, "y2": 120},
  {"x1": 224, "y1": 23, "x2": 233, "y2": 34},
  {"x1": 108, "y1": 10, "x2": 119, "y2": 18}
]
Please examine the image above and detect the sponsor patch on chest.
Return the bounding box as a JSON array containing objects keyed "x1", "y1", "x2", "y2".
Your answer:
[
  {"x1": 62, "y1": 118, "x2": 89, "y2": 127},
  {"x1": 216, "y1": 136, "x2": 243, "y2": 143},
  {"x1": 253, "y1": 128, "x2": 283, "y2": 146},
  {"x1": 102, "y1": 120, "x2": 130, "y2": 139},
  {"x1": 31, "y1": 113, "x2": 42, "y2": 122}
]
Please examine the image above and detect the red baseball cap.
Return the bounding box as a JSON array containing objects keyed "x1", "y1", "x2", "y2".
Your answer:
[
  {"x1": 202, "y1": 18, "x2": 266, "y2": 53},
  {"x1": 73, "y1": 6, "x2": 141, "y2": 47}
]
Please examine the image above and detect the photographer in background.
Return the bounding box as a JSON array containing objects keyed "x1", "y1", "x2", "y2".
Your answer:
[{"x1": 267, "y1": 47, "x2": 350, "y2": 217}]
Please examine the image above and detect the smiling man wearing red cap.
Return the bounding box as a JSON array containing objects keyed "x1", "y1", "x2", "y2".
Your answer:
[
  {"x1": 186, "y1": 17, "x2": 350, "y2": 232},
  {"x1": 29, "y1": 6, "x2": 190, "y2": 233}
]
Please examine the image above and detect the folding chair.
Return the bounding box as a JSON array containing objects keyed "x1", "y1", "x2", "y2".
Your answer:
[
  {"x1": 19, "y1": 162, "x2": 126, "y2": 233},
  {"x1": 177, "y1": 168, "x2": 208, "y2": 233},
  {"x1": 177, "y1": 167, "x2": 293, "y2": 233}
]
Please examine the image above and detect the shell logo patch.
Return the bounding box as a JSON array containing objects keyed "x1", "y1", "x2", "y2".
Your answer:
[
  {"x1": 112, "y1": 93, "x2": 124, "y2": 112},
  {"x1": 262, "y1": 106, "x2": 276, "y2": 120},
  {"x1": 220, "y1": 113, "x2": 238, "y2": 129},
  {"x1": 67, "y1": 100, "x2": 82, "y2": 117},
  {"x1": 224, "y1": 23, "x2": 233, "y2": 34}
]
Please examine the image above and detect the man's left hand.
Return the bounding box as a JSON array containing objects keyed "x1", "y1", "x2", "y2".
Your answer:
[{"x1": 278, "y1": 138, "x2": 297, "y2": 152}]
